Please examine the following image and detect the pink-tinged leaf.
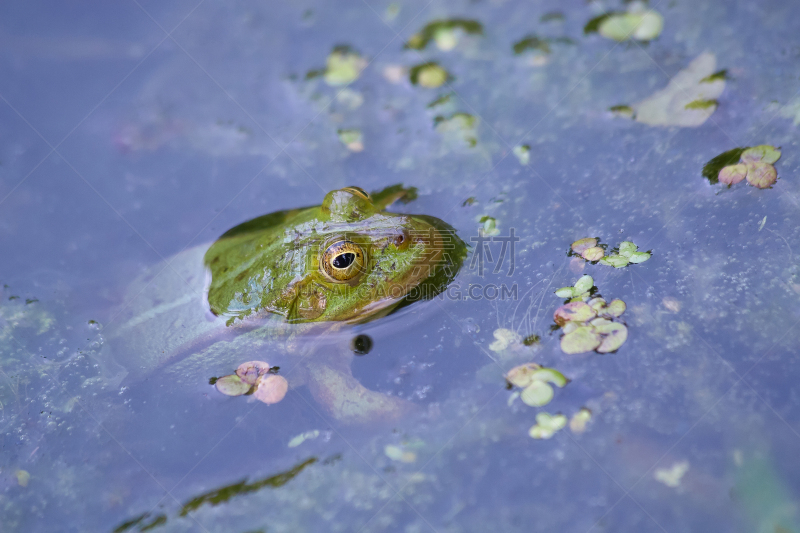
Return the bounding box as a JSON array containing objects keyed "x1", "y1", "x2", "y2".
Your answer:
[
  {"x1": 554, "y1": 302, "x2": 597, "y2": 326},
  {"x1": 745, "y1": 162, "x2": 777, "y2": 189},
  {"x1": 253, "y1": 375, "x2": 289, "y2": 405},
  {"x1": 718, "y1": 164, "x2": 747, "y2": 185}
]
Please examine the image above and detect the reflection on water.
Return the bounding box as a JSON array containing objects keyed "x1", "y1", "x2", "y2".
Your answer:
[{"x1": 114, "y1": 457, "x2": 320, "y2": 532}]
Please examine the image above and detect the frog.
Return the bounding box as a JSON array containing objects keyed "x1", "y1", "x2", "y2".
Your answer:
[{"x1": 100, "y1": 185, "x2": 465, "y2": 424}]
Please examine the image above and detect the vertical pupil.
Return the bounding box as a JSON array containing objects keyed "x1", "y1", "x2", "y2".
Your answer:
[{"x1": 332, "y1": 253, "x2": 355, "y2": 269}]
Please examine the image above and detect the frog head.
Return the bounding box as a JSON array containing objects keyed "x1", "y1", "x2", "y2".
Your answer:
[{"x1": 204, "y1": 187, "x2": 464, "y2": 325}]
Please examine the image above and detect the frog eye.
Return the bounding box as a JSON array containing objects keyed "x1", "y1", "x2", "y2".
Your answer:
[{"x1": 321, "y1": 240, "x2": 366, "y2": 283}]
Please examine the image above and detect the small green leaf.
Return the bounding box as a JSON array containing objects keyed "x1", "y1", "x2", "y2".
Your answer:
[
  {"x1": 554, "y1": 302, "x2": 597, "y2": 326},
  {"x1": 529, "y1": 412, "x2": 567, "y2": 439},
  {"x1": 741, "y1": 145, "x2": 781, "y2": 164},
  {"x1": 745, "y1": 162, "x2": 778, "y2": 189},
  {"x1": 505, "y1": 362, "x2": 542, "y2": 388},
  {"x1": 215, "y1": 374, "x2": 251, "y2": 396},
  {"x1": 520, "y1": 381, "x2": 554, "y2": 407},
  {"x1": 582, "y1": 247, "x2": 605, "y2": 261},
  {"x1": 571, "y1": 237, "x2": 598, "y2": 255},
  {"x1": 599, "y1": 254, "x2": 629, "y2": 268},
  {"x1": 410, "y1": 62, "x2": 449, "y2": 88},
  {"x1": 628, "y1": 251, "x2": 651, "y2": 263},
  {"x1": 530, "y1": 368, "x2": 569, "y2": 388},
  {"x1": 702, "y1": 147, "x2": 747, "y2": 184},
  {"x1": 603, "y1": 299, "x2": 627, "y2": 318},
  {"x1": 618, "y1": 241, "x2": 637, "y2": 258},
  {"x1": 718, "y1": 164, "x2": 747, "y2": 186},
  {"x1": 560, "y1": 325, "x2": 602, "y2": 354},
  {"x1": 569, "y1": 408, "x2": 593, "y2": 434},
  {"x1": 573, "y1": 275, "x2": 594, "y2": 294},
  {"x1": 594, "y1": 322, "x2": 628, "y2": 353},
  {"x1": 555, "y1": 287, "x2": 575, "y2": 298}
]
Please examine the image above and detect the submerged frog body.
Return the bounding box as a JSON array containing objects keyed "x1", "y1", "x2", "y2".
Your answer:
[{"x1": 103, "y1": 186, "x2": 465, "y2": 423}]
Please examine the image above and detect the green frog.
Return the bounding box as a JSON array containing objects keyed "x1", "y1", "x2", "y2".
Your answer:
[{"x1": 101, "y1": 185, "x2": 465, "y2": 423}]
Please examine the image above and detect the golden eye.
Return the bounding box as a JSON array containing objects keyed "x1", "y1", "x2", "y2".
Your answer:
[{"x1": 321, "y1": 240, "x2": 367, "y2": 283}]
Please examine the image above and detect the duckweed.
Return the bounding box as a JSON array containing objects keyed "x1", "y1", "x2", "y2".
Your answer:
[
  {"x1": 405, "y1": 19, "x2": 483, "y2": 51},
  {"x1": 410, "y1": 62, "x2": 449, "y2": 88},
  {"x1": 506, "y1": 363, "x2": 569, "y2": 407},
  {"x1": 513, "y1": 144, "x2": 530, "y2": 165},
  {"x1": 705, "y1": 145, "x2": 781, "y2": 188},
  {"x1": 322, "y1": 46, "x2": 367, "y2": 86},
  {"x1": 585, "y1": 7, "x2": 663, "y2": 42},
  {"x1": 569, "y1": 408, "x2": 592, "y2": 434},
  {"x1": 553, "y1": 278, "x2": 629, "y2": 354},
  {"x1": 598, "y1": 241, "x2": 651, "y2": 268},
  {"x1": 529, "y1": 412, "x2": 567, "y2": 439}
]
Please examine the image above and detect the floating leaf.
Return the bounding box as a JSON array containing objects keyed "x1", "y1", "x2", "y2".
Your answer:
[
  {"x1": 531, "y1": 368, "x2": 569, "y2": 388},
  {"x1": 719, "y1": 164, "x2": 747, "y2": 186},
  {"x1": 569, "y1": 408, "x2": 593, "y2": 434},
  {"x1": 745, "y1": 162, "x2": 778, "y2": 189},
  {"x1": 555, "y1": 287, "x2": 575, "y2": 298},
  {"x1": 628, "y1": 251, "x2": 651, "y2": 263},
  {"x1": 513, "y1": 144, "x2": 530, "y2": 165},
  {"x1": 253, "y1": 375, "x2": 288, "y2": 405},
  {"x1": 702, "y1": 147, "x2": 747, "y2": 184},
  {"x1": 573, "y1": 275, "x2": 594, "y2": 294},
  {"x1": 410, "y1": 62, "x2": 449, "y2": 88},
  {"x1": 597, "y1": 11, "x2": 663, "y2": 42},
  {"x1": 554, "y1": 302, "x2": 597, "y2": 326},
  {"x1": 632, "y1": 11, "x2": 664, "y2": 40},
  {"x1": 236, "y1": 361, "x2": 271, "y2": 386},
  {"x1": 582, "y1": 247, "x2": 604, "y2": 261},
  {"x1": 520, "y1": 380, "x2": 554, "y2": 407},
  {"x1": 513, "y1": 35, "x2": 551, "y2": 55},
  {"x1": 571, "y1": 238, "x2": 597, "y2": 255},
  {"x1": 741, "y1": 145, "x2": 781, "y2": 164},
  {"x1": 529, "y1": 412, "x2": 567, "y2": 439},
  {"x1": 506, "y1": 362, "x2": 542, "y2": 388},
  {"x1": 323, "y1": 46, "x2": 367, "y2": 86},
  {"x1": 288, "y1": 430, "x2": 320, "y2": 448},
  {"x1": 589, "y1": 297, "x2": 607, "y2": 313},
  {"x1": 560, "y1": 325, "x2": 602, "y2": 354},
  {"x1": 594, "y1": 322, "x2": 628, "y2": 353},
  {"x1": 633, "y1": 52, "x2": 726, "y2": 127},
  {"x1": 405, "y1": 19, "x2": 483, "y2": 50},
  {"x1": 618, "y1": 241, "x2": 637, "y2": 258},
  {"x1": 602, "y1": 299, "x2": 626, "y2": 318},
  {"x1": 215, "y1": 374, "x2": 251, "y2": 396},
  {"x1": 584, "y1": 13, "x2": 616, "y2": 34},
  {"x1": 599, "y1": 254, "x2": 629, "y2": 268}
]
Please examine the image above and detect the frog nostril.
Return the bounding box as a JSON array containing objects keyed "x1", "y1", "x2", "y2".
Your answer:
[{"x1": 333, "y1": 253, "x2": 355, "y2": 269}]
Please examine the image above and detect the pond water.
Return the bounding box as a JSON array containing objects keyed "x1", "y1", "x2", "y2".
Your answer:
[{"x1": 2, "y1": 0, "x2": 800, "y2": 532}]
